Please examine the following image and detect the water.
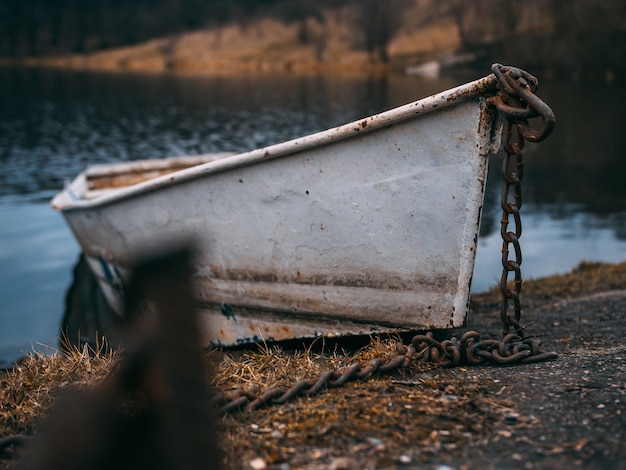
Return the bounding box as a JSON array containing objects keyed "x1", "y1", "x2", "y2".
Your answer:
[{"x1": 1, "y1": 66, "x2": 625, "y2": 363}]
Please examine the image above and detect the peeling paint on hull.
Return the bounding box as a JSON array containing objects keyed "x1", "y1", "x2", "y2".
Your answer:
[{"x1": 52, "y1": 74, "x2": 502, "y2": 347}]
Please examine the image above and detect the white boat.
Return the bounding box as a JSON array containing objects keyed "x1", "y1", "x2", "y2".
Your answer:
[{"x1": 52, "y1": 72, "x2": 503, "y2": 347}]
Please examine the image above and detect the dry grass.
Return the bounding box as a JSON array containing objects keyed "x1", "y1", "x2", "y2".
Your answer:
[
  {"x1": 0, "y1": 337, "x2": 402, "y2": 436},
  {"x1": 0, "y1": 341, "x2": 119, "y2": 438},
  {"x1": 472, "y1": 259, "x2": 626, "y2": 309},
  {"x1": 0, "y1": 335, "x2": 510, "y2": 468},
  {"x1": 215, "y1": 336, "x2": 401, "y2": 392}
]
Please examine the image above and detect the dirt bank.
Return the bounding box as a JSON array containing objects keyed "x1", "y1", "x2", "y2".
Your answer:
[{"x1": 1, "y1": 261, "x2": 625, "y2": 469}]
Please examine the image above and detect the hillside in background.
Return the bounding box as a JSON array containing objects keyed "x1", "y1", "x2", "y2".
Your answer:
[{"x1": 2, "y1": 0, "x2": 625, "y2": 78}]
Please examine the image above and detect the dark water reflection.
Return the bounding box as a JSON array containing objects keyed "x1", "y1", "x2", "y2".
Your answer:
[
  {"x1": 0, "y1": 67, "x2": 459, "y2": 198},
  {"x1": 1, "y1": 66, "x2": 625, "y2": 362}
]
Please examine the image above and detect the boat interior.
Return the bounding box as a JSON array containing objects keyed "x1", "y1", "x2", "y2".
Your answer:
[{"x1": 84, "y1": 153, "x2": 234, "y2": 192}]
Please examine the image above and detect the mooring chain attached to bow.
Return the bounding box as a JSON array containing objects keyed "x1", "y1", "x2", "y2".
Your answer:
[
  {"x1": 213, "y1": 64, "x2": 558, "y2": 416},
  {"x1": 487, "y1": 63, "x2": 556, "y2": 336}
]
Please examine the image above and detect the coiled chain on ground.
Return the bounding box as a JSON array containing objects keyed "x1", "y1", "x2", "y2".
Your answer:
[{"x1": 213, "y1": 330, "x2": 558, "y2": 414}]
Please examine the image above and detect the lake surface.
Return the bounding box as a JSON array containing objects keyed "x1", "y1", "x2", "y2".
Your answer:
[{"x1": 1, "y1": 66, "x2": 625, "y2": 364}]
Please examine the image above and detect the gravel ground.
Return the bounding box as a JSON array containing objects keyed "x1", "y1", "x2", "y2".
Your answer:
[{"x1": 419, "y1": 290, "x2": 626, "y2": 470}]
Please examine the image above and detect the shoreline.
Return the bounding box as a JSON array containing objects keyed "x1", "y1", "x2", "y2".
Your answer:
[
  {"x1": 0, "y1": 17, "x2": 462, "y2": 77},
  {"x1": 0, "y1": 56, "x2": 406, "y2": 77},
  {"x1": 2, "y1": 2, "x2": 625, "y2": 83},
  {"x1": 2, "y1": 261, "x2": 626, "y2": 466}
]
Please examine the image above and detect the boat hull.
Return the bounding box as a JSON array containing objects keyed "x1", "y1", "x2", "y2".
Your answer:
[{"x1": 53, "y1": 75, "x2": 501, "y2": 346}]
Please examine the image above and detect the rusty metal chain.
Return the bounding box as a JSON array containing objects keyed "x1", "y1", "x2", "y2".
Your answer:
[
  {"x1": 214, "y1": 64, "x2": 557, "y2": 415},
  {"x1": 487, "y1": 64, "x2": 556, "y2": 335},
  {"x1": 213, "y1": 330, "x2": 558, "y2": 414}
]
